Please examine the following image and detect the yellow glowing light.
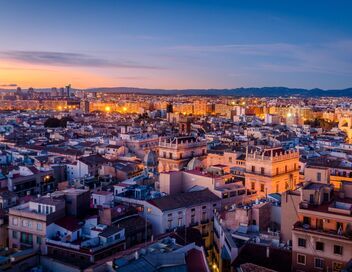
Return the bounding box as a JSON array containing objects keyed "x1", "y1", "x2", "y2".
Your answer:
[
  {"x1": 287, "y1": 112, "x2": 292, "y2": 117},
  {"x1": 123, "y1": 107, "x2": 127, "y2": 112},
  {"x1": 241, "y1": 101, "x2": 246, "y2": 106},
  {"x1": 57, "y1": 106, "x2": 63, "y2": 111},
  {"x1": 105, "y1": 106, "x2": 111, "y2": 112},
  {"x1": 231, "y1": 101, "x2": 235, "y2": 105}
]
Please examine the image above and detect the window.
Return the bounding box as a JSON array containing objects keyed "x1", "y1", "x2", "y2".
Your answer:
[
  {"x1": 316, "y1": 241, "x2": 324, "y2": 251},
  {"x1": 251, "y1": 182, "x2": 255, "y2": 190},
  {"x1": 168, "y1": 219, "x2": 172, "y2": 229},
  {"x1": 114, "y1": 233, "x2": 121, "y2": 240},
  {"x1": 37, "y1": 236, "x2": 42, "y2": 245},
  {"x1": 191, "y1": 215, "x2": 195, "y2": 225},
  {"x1": 336, "y1": 222, "x2": 343, "y2": 232},
  {"x1": 260, "y1": 167, "x2": 265, "y2": 175},
  {"x1": 298, "y1": 238, "x2": 306, "y2": 248},
  {"x1": 202, "y1": 211, "x2": 207, "y2": 221},
  {"x1": 333, "y1": 262, "x2": 343, "y2": 272},
  {"x1": 229, "y1": 157, "x2": 232, "y2": 163},
  {"x1": 314, "y1": 258, "x2": 324, "y2": 269},
  {"x1": 334, "y1": 245, "x2": 343, "y2": 255},
  {"x1": 251, "y1": 166, "x2": 255, "y2": 173},
  {"x1": 178, "y1": 218, "x2": 182, "y2": 227},
  {"x1": 303, "y1": 216, "x2": 311, "y2": 225},
  {"x1": 317, "y1": 172, "x2": 321, "y2": 182},
  {"x1": 260, "y1": 183, "x2": 265, "y2": 192},
  {"x1": 285, "y1": 165, "x2": 288, "y2": 173},
  {"x1": 37, "y1": 223, "x2": 42, "y2": 231},
  {"x1": 276, "y1": 168, "x2": 279, "y2": 175},
  {"x1": 12, "y1": 217, "x2": 18, "y2": 226},
  {"x1": 12, "y1": 230, "x2": 18, "y2": 239},
  {"x1": 38, "y1": 204, "x2": 41, "y2": 213},
  {"x1": 297, "y1": 254, "x2": 306, "y2": 265}
]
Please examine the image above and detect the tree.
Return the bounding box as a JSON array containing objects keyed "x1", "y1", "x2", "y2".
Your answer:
[
  {"x1": 44, "y1": 117, "x2": 61, "y2": 128},
  {"x1": 44, "y1": 117, "x2": 74, "y2": 128}
]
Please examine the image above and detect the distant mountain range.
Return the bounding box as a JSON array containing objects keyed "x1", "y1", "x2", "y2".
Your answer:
[
  {"x1": 1, "y1": 86, "x2": 352, "y2": 97},
  {"x1": 86, "y1": 86, "x2": 352, "y2": 97}
]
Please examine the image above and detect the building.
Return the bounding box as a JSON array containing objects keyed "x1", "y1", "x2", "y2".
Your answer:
[
  {"x1": 8, "y1": 196, "x2": 66, "y2": 253},
  {"x1": 245, "y1": 146, "x2": 299, "y2": 196},
  {"x1": 290, "y1": 181, "x2": 352, "y2": 271},
  {"x1": 7, "y1": 166, "x2": 56, "y2": 197},
  {"x1": 158, "y1": 136, "x2": 207, "y2": 172}
]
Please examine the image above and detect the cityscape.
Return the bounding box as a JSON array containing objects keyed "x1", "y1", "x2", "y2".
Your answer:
[{"x1": 1, "y1": 1, "x2": 352, "y2": 272}]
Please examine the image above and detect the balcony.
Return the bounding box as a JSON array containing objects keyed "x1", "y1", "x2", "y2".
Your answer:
[{"x1": 293, "y1": 221, "x2": 352, "y2": 241}]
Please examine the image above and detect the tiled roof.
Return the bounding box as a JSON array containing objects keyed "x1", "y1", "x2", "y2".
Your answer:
[{"x1": 148, "y1": 189, "x2": 220, "y2": 211}]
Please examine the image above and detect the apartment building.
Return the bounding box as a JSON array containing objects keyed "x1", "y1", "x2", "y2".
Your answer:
[
  {"x1": 158, "y1": 136, "x2": 207, "y2": 172},
  {"x1": 245, "y1": 146, "x2": 299, "y2": 196},
  {"x1": 7, "y1": 166, "x2": 56, "y2": 197},
  {"x1": 8, "y1": 196, "x2": 65, "y2": 253},
  {"x1": 291, "y1": 181, "x2": 352, "y2": 272}
]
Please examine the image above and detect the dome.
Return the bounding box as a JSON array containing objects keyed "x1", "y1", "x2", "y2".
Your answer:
[
  {"x1": 186, "y1": 157, "x2": 203, "y2": 170},
  {"x1": 144, "y1": 150, "x2": 158, "y2": 167}
]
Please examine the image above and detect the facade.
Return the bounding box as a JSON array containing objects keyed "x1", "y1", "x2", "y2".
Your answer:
[
  {"x1": 144, "y1": 189, "x2": 220, "y2": 257},
  {"x1": 158, "y1": 136, "x2": 207, "y2": 172},
  {"x1": 291, "y1": 181, "x2": 352, "y2": 272},
  {"x1": 7, "y1": 166, "x2": 56, "y2": 197},
  {"x1": 245, "y1": 146, "x2": 299, "y2": 196},
  {"x1": 8, "y1": 196, "x2": 65, "y2": 253}
]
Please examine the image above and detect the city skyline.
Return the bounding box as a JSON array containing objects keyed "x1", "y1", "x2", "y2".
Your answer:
[{"x1": 1, "y1": 0, "x2": 352, "y2": 90}]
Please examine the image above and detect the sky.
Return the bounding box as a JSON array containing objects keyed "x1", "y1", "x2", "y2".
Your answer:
[{"x1": 0, "y1": 0, "x2": 352, "y2": 90}]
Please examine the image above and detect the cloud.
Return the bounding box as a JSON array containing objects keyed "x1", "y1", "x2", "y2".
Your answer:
[
  {"x1": 167, "y1": 41, "x2": 352, "y2": 76},
  {"x1": 0, "y1": 83, "x2": 17, "y2": 87},
  {"x1": 0, "y1": 51, "x2": 161, "y2": 69}
]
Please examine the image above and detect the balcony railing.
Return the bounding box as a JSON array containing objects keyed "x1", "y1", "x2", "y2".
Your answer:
[{"x1": 293, "y1": 222, "x2": 352, "y2": 241}]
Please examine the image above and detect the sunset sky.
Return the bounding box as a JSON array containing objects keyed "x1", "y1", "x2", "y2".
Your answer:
[{"x1": 1, "y1": 0, "x2": 352, "y2": 89}]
